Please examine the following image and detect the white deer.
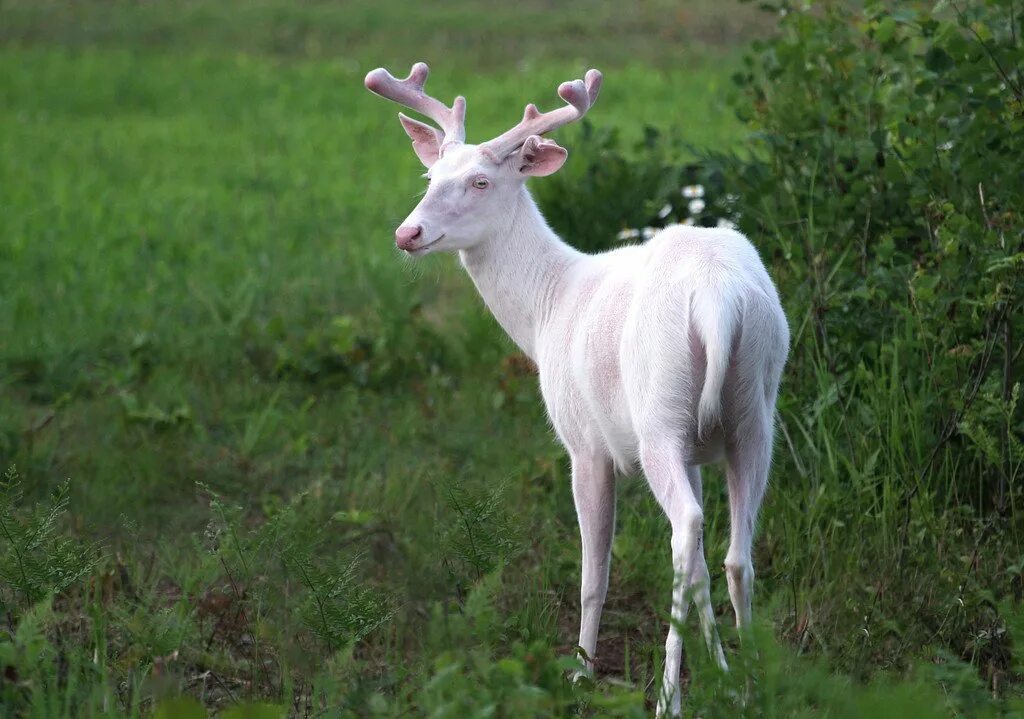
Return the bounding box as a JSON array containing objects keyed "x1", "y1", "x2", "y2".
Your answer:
[{"x1": 365, "y1": 63, "x2": 789, "y2": 716}]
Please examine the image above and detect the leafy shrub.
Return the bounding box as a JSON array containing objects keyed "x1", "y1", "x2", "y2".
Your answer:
[
  {"x1": 270, "y1": 309, "x2": 455, "y2": 389},
  {"x1": 704, "y1": 0, "x2": 1023, "y2": 682},
  {"x1": 0, "y1": 466, "x2": 99, "y2": 609},
  {"x1": 717, "y1": 0, "x2": 1023, "y2": 511},
  {"x1": 201, "y1": 484, "x2": 393, "y2": 655},
  {"x1": 533, "y1": 0, "x2": 1024, "y2": 691},
  {"x1": 437, "y1": 477, "x2": 520, "y2": 596}
]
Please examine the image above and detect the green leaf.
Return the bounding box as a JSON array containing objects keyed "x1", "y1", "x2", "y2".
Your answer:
[
  {"x1": 924, "y1": 46, "x2": 954, "y2": 72},
  {"x1": 153, "y1": 698, "x2": 207, "y2": 719},
  {"x1": 875, "y1": 17, "x2": 897, "y2": 43}
]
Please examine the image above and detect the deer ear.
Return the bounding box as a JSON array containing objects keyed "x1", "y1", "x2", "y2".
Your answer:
[
  {"x1": 516, "y1": 135, "x2": 567, "y2": 177},
  {"x1": 399, "y1": 113, "x2": 444, "y2": 168}
]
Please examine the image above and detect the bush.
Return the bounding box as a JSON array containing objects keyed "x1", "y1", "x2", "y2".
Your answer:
[
  {"x1": 719, "y1": 0, "x2": 1023, "y2": 509},
  {"x1": 536, "y1": 0, "x2": 1024, "y2": 691},
  {"x1": 0, "y1": 466, "x2": 99, "y2": 609},
  {"x1": 711, "y1": 0, "x2": 1024, "y2": 683}
]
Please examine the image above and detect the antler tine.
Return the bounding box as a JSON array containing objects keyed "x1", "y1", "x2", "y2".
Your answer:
[
  {"x1": 364, "y1": 62, "x2": 466, "y2": 145},
  {"x1": 480, "y1": 69, "x2": 602, "y2": 162}
]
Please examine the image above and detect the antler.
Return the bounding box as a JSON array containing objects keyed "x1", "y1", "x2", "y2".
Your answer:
[
  {"x1": 364, "y1": 62, "x2": 466, "y2": 146},
  {"x1": 480, "y1": 69, "x2": 602, "y2": 162}
]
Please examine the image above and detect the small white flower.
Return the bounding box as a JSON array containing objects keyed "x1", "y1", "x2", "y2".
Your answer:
[
  {"x1": 616, "y1": 228, "x2": 641, "y2": 241},
  {"x1": 681, "y1": 184, "x2": 705, "y2": 199},
  {"x1": 688, "y1": 198, "x2": 706, "y2": 215},
  {"x1": 937, "y1": 141, "x2": 954, "y2": 151},
  {"x1": 657, "y1": 203, "x2": 673, "y2": 219},
  {"x1": 683, "y1": 217, "x2": 695, "y2": 226},
  {"x1": 716, "y1": 218, "x2": 737, "y2": 230},
  {"x1": 641, "y1": 227, "x2": 657, "y2": 240}
]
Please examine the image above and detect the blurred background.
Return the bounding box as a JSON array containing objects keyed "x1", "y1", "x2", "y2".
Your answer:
[{"x1": 1, "y1": 1, "x2": 1022, "y2": 716}]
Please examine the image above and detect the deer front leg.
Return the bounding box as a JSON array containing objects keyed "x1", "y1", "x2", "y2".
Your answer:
[{"x1": 570, "y1": 451, "x2": 616, "y2": 679}]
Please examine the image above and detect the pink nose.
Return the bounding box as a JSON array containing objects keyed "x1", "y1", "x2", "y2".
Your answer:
[{"x1": 395, "y1": 225, "x2": 422, "y2": 250}]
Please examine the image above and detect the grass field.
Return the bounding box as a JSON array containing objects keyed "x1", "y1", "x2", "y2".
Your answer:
[
  {"x1": 1, "y1": 1, "x2": 1022, "y2": 717},
  {"x1": 1, "y1": 0, "x2": 749, "y2": 530}
]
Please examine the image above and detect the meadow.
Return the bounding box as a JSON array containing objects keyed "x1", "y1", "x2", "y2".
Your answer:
[{"x1": 1, "y1": 1, "x2": 1022, "y2": 717}]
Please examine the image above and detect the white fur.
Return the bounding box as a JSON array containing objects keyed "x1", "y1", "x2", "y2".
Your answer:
[{"x1": 394, "y1": 142, "x2": 789, "y2": 717}]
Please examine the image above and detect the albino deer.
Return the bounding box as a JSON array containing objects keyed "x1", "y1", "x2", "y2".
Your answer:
[{"x1": 365, "y1": 62, "x2": 789, "y2": 716}]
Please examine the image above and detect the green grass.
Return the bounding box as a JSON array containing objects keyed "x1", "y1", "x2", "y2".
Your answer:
[
  {"x1": 1, "y1": 1, "x2": 1023, "y2": 717},
  {"x1": 0, "y1": 4, "x2": 746, "y2": 533},
  {"x1": 0, "y1": 0, "x2": 767, "y2": 67}
]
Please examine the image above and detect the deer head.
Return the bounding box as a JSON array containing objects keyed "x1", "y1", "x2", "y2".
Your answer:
[{"x1": 365, "y1": 62, "x2": 602, "y2": 254}]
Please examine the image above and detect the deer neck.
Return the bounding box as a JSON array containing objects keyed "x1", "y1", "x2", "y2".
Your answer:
[{"x1": 458, "y1": 186, "x2": 581, "y2": 360}]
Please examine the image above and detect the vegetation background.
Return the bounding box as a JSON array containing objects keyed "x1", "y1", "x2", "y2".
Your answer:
[{"x1": 1, "y1": 0, "x2": 1022, "y2": 716}]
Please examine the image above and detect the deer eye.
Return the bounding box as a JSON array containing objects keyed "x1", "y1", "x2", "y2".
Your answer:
[{"x1": 471, "y1": 177, "x2": 489, "y2": 190}]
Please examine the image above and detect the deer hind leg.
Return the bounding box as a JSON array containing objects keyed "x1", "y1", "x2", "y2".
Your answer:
[
  {"x1": 685, "y1": 465, "x2": 728, "y2": 671},
  {"x1": 641, "y1": 440, "x2": 725, "y2": 719},
  {"x1": 724, "y1": 408, "x2": 773, "y2": 636}
]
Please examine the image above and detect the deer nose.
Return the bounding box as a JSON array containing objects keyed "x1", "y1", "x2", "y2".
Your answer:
[{"x1": 395, "y1": 225, "x2": 422, "y2": 250}]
